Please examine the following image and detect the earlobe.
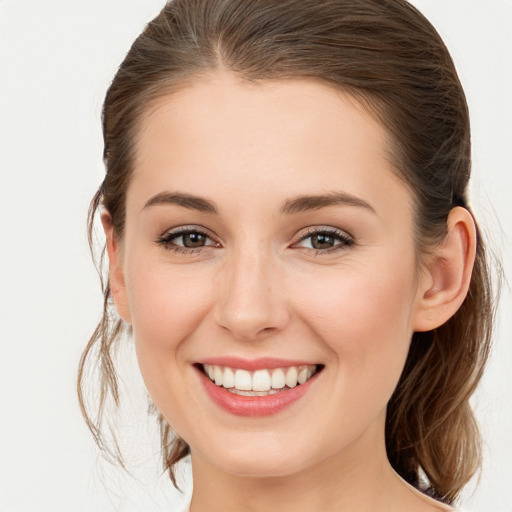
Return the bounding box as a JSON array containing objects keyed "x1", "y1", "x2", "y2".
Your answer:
[
  {"x1": 101, "y1": 211, "x2": 132, "y2": 324},
  {"x1": 413, "y1": 207, "x2": 477, "y2": 332}
]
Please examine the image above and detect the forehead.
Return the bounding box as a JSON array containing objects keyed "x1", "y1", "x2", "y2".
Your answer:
[
  {"x1": 136, "y1": 72, "x2": 387, "y2": 159},
  {"x1": 129, "y1": 72, "x2": 411, "y2": 218}
]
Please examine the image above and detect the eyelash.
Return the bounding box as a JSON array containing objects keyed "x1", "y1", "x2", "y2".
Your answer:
[
  {"x1": 156, "y1": 227, "x2": 219, "y2": 255},
  {"x1": 156, "y1": 226, "x2": 355, "y2": 256}
]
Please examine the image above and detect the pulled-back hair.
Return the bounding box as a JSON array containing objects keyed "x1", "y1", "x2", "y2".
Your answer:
[{"x1": 78, "y1": 0, "x2": 497, "y2": 504}]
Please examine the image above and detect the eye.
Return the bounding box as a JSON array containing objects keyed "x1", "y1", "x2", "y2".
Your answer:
[
  {"x1": 157, "y1": 227, "x2": 220, "y2": 254},
  {"x1": 293, "y1": 227, "x2": 354, "y2": 254}
]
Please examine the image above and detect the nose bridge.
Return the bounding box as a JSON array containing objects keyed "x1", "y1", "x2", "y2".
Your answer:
[{"x1": 214, "y1": 241, "x2": 288, "y2": 340}]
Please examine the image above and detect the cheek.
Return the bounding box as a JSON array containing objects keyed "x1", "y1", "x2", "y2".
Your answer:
[
  {"x1": 127, "y1": 261, "x2": 209, "y2": 345},
  {"x1": 124, "y1": 257, "x2": 213, "y2": 402},
  {"x1": 285, "y1": 258, "x2": 419, "y2": 450},
  {"x1": 299, "y1": 258, "x2": 416, "y2": 336},
  {"x1": 294, "y1": 256, "x2": 418, "y2": 396}
]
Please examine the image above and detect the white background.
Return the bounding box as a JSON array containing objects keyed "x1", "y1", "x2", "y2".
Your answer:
[{"x1": 0, "y1": 1, "x2": 510, "y2": 511}]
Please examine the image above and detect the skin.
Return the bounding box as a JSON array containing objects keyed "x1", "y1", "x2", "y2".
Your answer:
[{"x1": 103, "y1": 71, "x2": 476, "y2": 512}]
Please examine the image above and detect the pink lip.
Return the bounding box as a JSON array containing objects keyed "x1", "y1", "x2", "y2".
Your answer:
[
  {"x1": 197, "y1": 356, "x2": 319, "y2": 371},
  {"x1": 194, "y1": 364, "x2": 322, "y2": 417}
]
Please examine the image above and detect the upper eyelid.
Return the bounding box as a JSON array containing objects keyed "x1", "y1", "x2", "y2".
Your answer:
[
  {"x1": 162, "y1": 225, "x2": 217, "y2": 239},
  {"x1": 294, "y1": 226, "x2": 354, "y2": 242},
  {"x1": 297, "y1": 226, "x2": 349, "y2": 235}
]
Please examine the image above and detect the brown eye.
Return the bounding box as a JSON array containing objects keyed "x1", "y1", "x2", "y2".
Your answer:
[
  {"x1": 157, "y1": 227, "x2": 219, "y2": 254},
  {"x1": 309, "y1": 233, "x2": 338, "y2": 250},
  {"x1": 180, "y1": 232, "x2": 208, "y2": 248},
  {"x1": 294, "y1": 228, "x2": 354, "y2": 254}
]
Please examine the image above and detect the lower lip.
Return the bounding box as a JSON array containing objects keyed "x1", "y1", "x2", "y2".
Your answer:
[{"x1": 195, "y1": 366, "x2": 321, "y2": 417}]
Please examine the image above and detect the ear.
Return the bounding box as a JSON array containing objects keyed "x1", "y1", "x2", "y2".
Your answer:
[
  {"x1": 413, "y1": 207, "x2": 477, "y2": 332},
  {"x1": 101, "y1": 211, "x2": 132, "y2": 324}
]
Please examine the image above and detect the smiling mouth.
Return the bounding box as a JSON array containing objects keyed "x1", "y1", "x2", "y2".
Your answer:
[{"x1": 196, "y1": 363, "x2": 325, "y2": 397}]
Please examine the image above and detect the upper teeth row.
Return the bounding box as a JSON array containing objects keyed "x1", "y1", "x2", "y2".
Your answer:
[{"x1": 203, "y1": 364, "x2": 317, "y2": 391}]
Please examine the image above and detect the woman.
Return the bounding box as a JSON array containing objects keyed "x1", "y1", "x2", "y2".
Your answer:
[{"x1": 78, "y1": 0, "x2": 497, "y2": 510}]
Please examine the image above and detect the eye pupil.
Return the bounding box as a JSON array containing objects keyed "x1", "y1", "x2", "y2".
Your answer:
[
  {"x1": 312, "y1": 233, "x2": 336, "y2": 249},
  {"x1": 184, "y1": 232, "x2": 207, "y2": 247}
]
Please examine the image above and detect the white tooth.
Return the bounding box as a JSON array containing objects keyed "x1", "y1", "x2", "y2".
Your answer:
[
  {"x1": 285, "y1": 366, "x2": 298, "y2": 388},
  {"x1": 235, "y1": 369, "x2": 252, "y2": 390},
  {"x1": 214, "y1": 365, "x2": 223, "y2": 386},
  {"x1": 271, "y1": 368, "x2": 286, "y2": 389},
  {"x1": 222, "y1": 367, "x2": 235, "y2": 388},
  {"x1": 205, "y1": 364, "x2": 215, "y2": 380},
  {"x1": 228, "y1": 388, "x2": 281, "y2": 396},
  {"x1": 252, "y1": 370, "x2": 271, "y2": 391},
  {"x1": 307, "y1": 366, "x2": 315, "y2": 379},
  {"x1": 298, "y1": 367, "x2": 309, "y2": 385}
]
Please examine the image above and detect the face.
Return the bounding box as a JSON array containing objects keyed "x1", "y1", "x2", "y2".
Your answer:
[{"x1": 111, "y1": 72, "x2": 431, "y2": 478}]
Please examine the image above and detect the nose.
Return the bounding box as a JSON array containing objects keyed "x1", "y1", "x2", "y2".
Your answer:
[{"x1": 213, "y1": 246, "x2": 290, "y2": 341}]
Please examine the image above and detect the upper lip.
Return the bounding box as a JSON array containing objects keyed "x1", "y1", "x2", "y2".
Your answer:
[{"x1": 196, "y1": 356, "x2": 321, "y2": 371}]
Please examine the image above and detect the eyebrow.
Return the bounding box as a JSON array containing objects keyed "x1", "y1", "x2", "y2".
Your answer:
[
  {"x1": 143, "y1": 190, "x2": 375, "y2": 215},
  {"x1": 143, "y1": 192, "x2": 219, "y2": 214},
  {"x1": 280, "y1": 191, "x2": 376, "y2": 215}
]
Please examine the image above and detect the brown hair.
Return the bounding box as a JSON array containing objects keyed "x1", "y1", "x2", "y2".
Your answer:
[{"x1": 78, "y1": 0, "x2": 497, "y2": 503}]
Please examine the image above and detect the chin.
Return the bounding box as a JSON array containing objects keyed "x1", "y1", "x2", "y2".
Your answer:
[{"x1": 194, "y1": 433, "x2": 319, "y2": 479}]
